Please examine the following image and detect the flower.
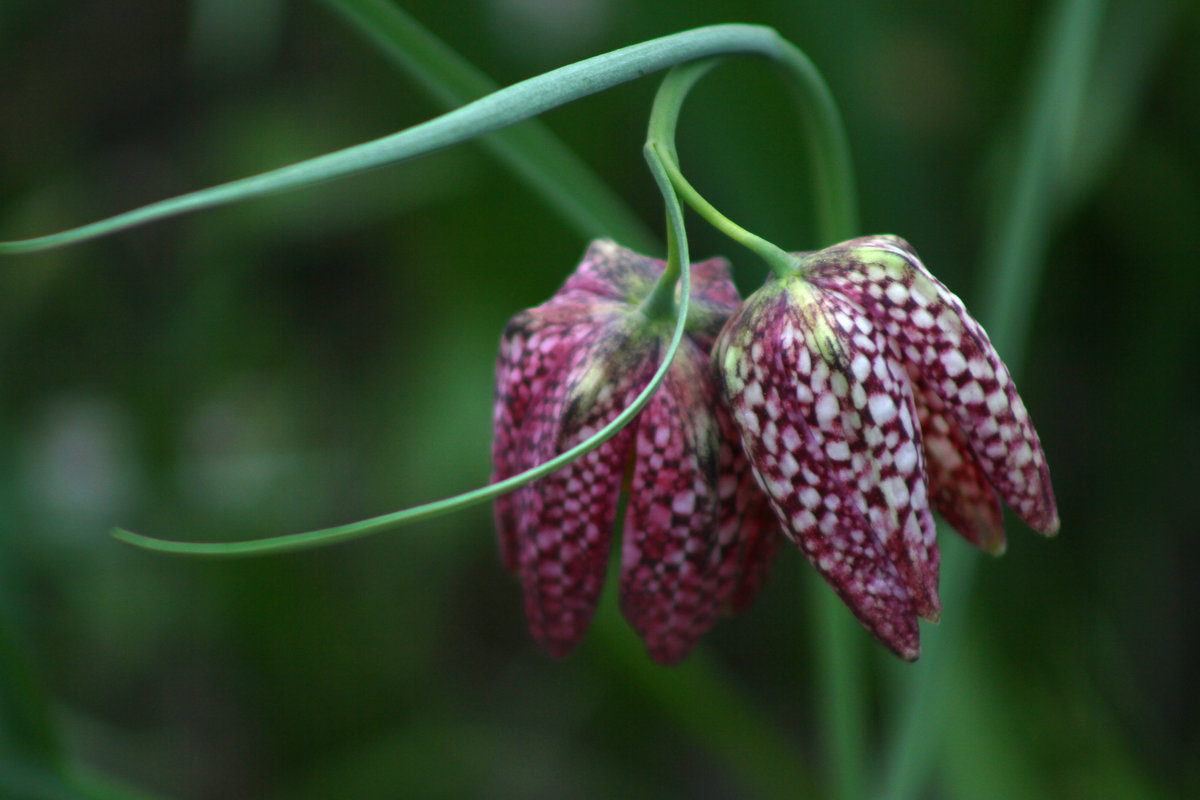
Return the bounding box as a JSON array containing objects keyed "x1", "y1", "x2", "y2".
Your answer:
[
  {"x1": 714, "y1": 235, "x2": 1058, "y2": 660},
  {"x1": 492, "y1": 240, "x2": 778, "y2": 664}
]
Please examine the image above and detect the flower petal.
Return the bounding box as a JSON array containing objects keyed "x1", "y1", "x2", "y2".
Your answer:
[
  {"x1": 555, "y1": 239, "x2": 657, "y2": 304},
  {"x1": 514, "y1": 323, "x2": 653, "y2": 658},
  {"x1": 722, "y1": 431, "x2": 781, "y2": 615},
  {"x1": 716, "y1": 287, "x2": 923, "y2": 659},
  {"x1": 494, "y1": 239, "x2": 770, "y2": 660},
  {"x1": 492, "y1": 312, "x2": 593, "y2": 572},
  {"x1": 619, "y1": 340, "x2": 728, "y2": 664},
  {"x1": 914, "y1": 384, "x2": 1006, "y2": 553},
  {"x1": 792, "y1": 287, "x2": 941, "y2": 621},
  {"x1": 808, "y1": 235, "x2": 1059, "y2": 537}
]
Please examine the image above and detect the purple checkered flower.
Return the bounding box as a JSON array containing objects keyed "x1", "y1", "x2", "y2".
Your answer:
[
  {"x1": 714, "y1": 235, "x2": 1058, "y2": 660},
  {"x1": 492, "y1": 240, "x2": 778, "y2": 665}
]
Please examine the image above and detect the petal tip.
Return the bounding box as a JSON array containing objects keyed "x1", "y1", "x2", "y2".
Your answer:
[
  {"x1": 534, "y1": 636, "x2": 580, "y2": 661},
  {"x1": 645, "y1": 642, "x2": 692, "y2": 666},
  {"x1": 985, "y1": 538, "x2": 1008, "y2": 557}
]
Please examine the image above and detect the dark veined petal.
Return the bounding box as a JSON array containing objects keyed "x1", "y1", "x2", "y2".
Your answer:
[
  {"x1": 807, "y1": 235, "x2": 1059, "y2": 539},
  {"x1": 619, "y1": 339, "x2": 729, "y2": 665},
  {"x1": 793, "y1": 285, "x2": 941, "y2": 622},
  {"x1": 555, "y1": 239, "x2": 658, "y2": 305},
  {"x1": 716, "y1": 285, "x2": 924, "y2": 660},
  {"x1": 786, "y1": 286, "x2": 940, "y2": 621},
  {"x1": 514, "y1": 320, "x2": 656, "y2": 658},
  {"x1": 493, "y1": 239, "x2": 777, "y2": 662},
  {"x1": 492, "y1": 312, "x2": 595, "y2": 572}
]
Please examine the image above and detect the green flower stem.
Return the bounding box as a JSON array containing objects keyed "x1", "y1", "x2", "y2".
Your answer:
[
  {"x1": 112, "y1": 108, "x2": 698, "y2": 559},
  {"x1": 322, "y1": 0, "x2": 658, "y2": 253},
  {"x1": 637, "y1": 147, "x2": 688, "y2": 322},
  {"x1": 655, "y1": 144, "x2": 800, "y2": 279},
  {"x1": 640, "y1": 45, "x2": 859, "y2": 278},
  {"x1": 644, "y1": 59, "x2": 797, "y2": 280},
  {"x1": 640, "y1": 50, "x2": 865, "y2": 800},
  {"x1": 635, "y1": 200, "x2": 683, "y2": 323},
  {"x1": 112, "y1": 262, "x2": 689, "y2": 554},
  {"x1": 2, "y1": 24, "x2": 842, "y2": 256}
]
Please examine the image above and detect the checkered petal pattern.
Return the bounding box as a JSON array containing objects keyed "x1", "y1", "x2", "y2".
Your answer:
[
  {"x1": 618, "y1": 335, "x2": 781, "y2": 664},
  {"x1": 492, "y1": 240, "x2": 779, "y2": 663},
  {"x1": 714, "y1": 235, "x2": 1058, "y2": 660},
  {"x1": 517, "y1": 321, "x2": 653, "y2": 657},
  {"x1": 803, "y1": 235, "x2": 1059, "y2": 542},
  {"x1": 723, "y1": 435, "x2": 782, "y2": 615}
]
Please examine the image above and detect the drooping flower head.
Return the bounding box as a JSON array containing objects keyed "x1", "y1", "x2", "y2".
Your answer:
[
  {"x1": 714, "y1": 235, "x2": 1058, "y2": 660},
  {"x1": 492, "y1": 240, "x2": 778, "y2": 664}
]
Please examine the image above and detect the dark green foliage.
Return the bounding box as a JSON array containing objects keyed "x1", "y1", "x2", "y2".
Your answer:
[{"x1": 0, "y1": 0, "x2": 1195, "y2": 797}]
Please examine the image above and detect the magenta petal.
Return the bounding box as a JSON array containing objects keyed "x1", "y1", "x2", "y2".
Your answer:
[
  {"x1": 726, "y1": 500, "x2": 780, "y2": 615},
  {"x1": 720, "y1": 411, "x2": 781, "y2": 615},
  {"x1": 493, "y1": 239, "x2": 779, "y2": 661},
  {"x1": 914, "y1": 384, "x2": 1006, "y2": 553},
  {"x1": 516, "y1": 437, "x2": 630, "y2": 658},
  {"x1": 619, "y1": 343, "x2": 727, "y2": 665},
  {"x1": 809, "y1": 235, "x2": 1059, "y2": 537},
  {"x1": 717, "y1": 290, "x2": 922, "y2": 660},
  {"x1": 515, "y1": 328, "x2": 650, "y2": 658},
  {"x1": 795, "y1": 291, "x2": 940, "y2": 622},
  {"x1": 492, "y1": 315, "x2": 592, "y2": 572}
]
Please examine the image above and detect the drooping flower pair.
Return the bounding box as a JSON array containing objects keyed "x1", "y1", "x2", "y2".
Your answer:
[
  {"x1": 493, "y1": 235, "x2": 1057, "y2": 663},
  {"x1": 491, "y1": 240, "x2": 778, "y2": 664},
  {"x1": 714, "y1": 235, "x2": 1059, "y2": 659}
]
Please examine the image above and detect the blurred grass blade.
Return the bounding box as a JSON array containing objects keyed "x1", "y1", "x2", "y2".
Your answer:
[
  {"x1": 976, "y1": 0, "x2": 1106, "y2": 357},
  {"x1": 812, "y1": 574, "x2": 865, "y2": 800},
  {"x1": 876, "y1": 0, "x2": 1178, "y2": 796},
  {"x1": 588, "y1": 591, "x2": 819, "y2": 798},
  {"x1": 1060, "y1": 0, "x2": 1179, "y2": 211},
  {"x1": 0, "y1": 757, "x2": 82, "y2": 800},
  {"x1": 1, "y1": 615, "x2": 162, "y2": 800},
  {"x1": 323, "y1": 0, "x2": 658, "y2": 252},
  {"x1": 879, "y1": 1, "x2": 1106, "y2": 795},
  {"x1": 0, "y1": 612, "x2": 63, "y2": 768},
  {"x1": 2, "y1": 24, "x2": 793, "y2": 255}
]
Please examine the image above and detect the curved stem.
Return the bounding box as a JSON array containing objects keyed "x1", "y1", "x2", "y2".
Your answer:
[
  {"x1": 1, "y1": 24, "x2": 854, "y2": 255},
  {"x1": 114, "y1": 260, "x2": 690, "y2": 555},
  {"x1": 645, "y1": 60, "x2": 799, "y2": 278},
  {"x1": 323, "y1": 0, "x2": 658, "y2": 253},
  {"x1": 113, "y1": 136, "x2": 698, "y2": 561},
  {"x1": 640, "y1": 141, "x2": 694, "y2": 322},
  {"x1": 639, "y1": 45, "x2": 866, "y2": 800}
]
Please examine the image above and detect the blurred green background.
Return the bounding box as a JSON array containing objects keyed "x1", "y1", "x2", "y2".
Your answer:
[{"x1": 1, "y1": 0, "x2": 1197, "y2": 798}]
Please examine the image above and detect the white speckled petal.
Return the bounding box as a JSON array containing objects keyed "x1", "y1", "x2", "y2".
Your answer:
[
  {"x1": 715, "y1": 285, "x2": 923, "y2": 659},
  {"x1": 492, "y1": 314, "x2": 594, "y2": 572},
  {"x1": 807, "y1": 235, "x2": 1059, "y2": 540}
]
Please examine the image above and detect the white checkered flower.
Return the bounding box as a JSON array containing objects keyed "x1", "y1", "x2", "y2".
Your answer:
[{"x1": 714, "y1": 235, "x2": 1058, "y2": 660}]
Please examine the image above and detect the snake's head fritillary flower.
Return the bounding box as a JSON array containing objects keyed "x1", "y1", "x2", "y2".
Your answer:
[
  {"x1": 714, "y1": 235, "x2": 1058, "y2": 660},
  {"x1": 492, "y1": 240, "x2": 778, "y2": 665}
]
